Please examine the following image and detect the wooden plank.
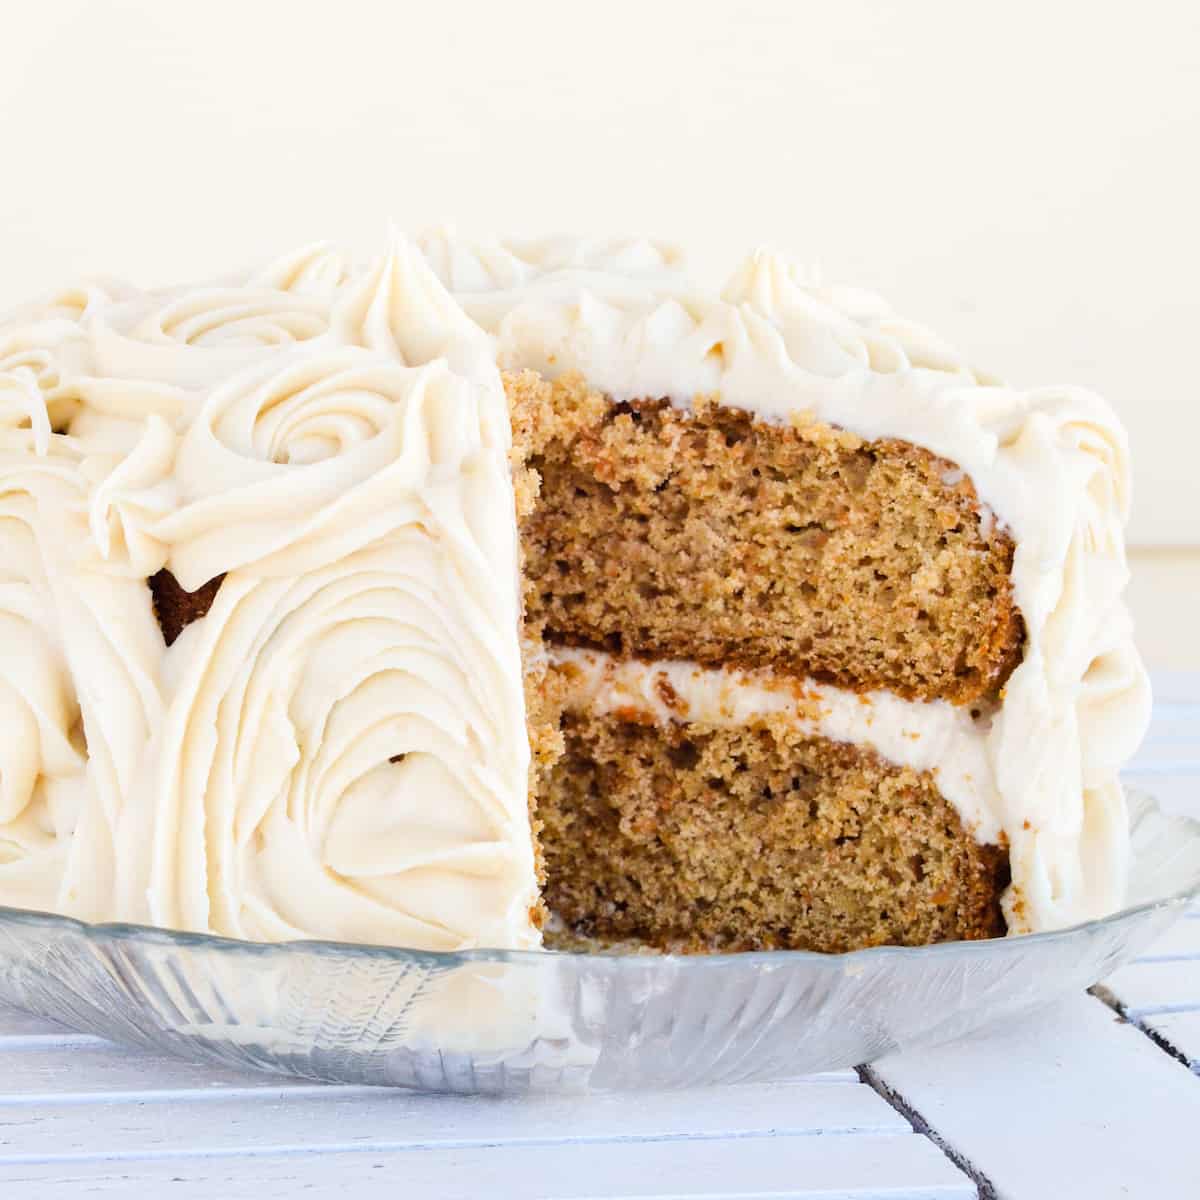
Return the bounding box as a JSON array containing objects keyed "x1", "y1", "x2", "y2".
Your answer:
[
  {"x1": 1101, "y1": 958, "x2": 1200, "y2": 1016},
  {"x1": 0, "y1": 1134, "x2": 974, "y2": 1200},
  {"x1": 1100, "y1": 898, "x2": 1200, "y2": 1073},
  {"x1": 0, "y1": 1078, "x2": 907, "y2": 1161},
  {"x1": 0, "y1": 1042, "x2": 382, "y2": 1103},
  {"x1": 872, "y1": 993, "x2": 1200, "y2": 1200}
]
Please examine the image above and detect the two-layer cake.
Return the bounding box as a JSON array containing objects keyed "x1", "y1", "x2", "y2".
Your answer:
[{"x1": 0, "y1": 231, "x2": 1150, "y2": 953}]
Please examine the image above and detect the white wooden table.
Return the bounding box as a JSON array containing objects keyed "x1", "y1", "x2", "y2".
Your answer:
[{"x1": 1, "y1": 674, "x2": 1196, "y2": 1200}]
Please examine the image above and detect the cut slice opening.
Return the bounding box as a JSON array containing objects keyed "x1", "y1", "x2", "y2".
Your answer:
[{"x1": 510, "y1": 369, "x2": 1019, "y2": 952}]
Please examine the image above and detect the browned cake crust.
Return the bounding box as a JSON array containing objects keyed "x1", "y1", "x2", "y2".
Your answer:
[
  {"x1": 521, "y1": 656, "x2": 559, "y2": 932},
  {"x1": 540, "y1": 709, "x2": 1009, "y2": 954},
  {"x1": 510, "y1": 371, "x2": 1023, "y2": 706},
  {"x1": 513, "y1": 444, "x2": 567, "y2": 928},
  {"x1": 148, "y1": 570, "x2": 224, "y2": 646}
]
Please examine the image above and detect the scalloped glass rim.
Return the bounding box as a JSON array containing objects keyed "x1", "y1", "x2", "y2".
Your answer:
[{"x1": 0, "y1": 787, "x2": 1196, "y2": 1092}]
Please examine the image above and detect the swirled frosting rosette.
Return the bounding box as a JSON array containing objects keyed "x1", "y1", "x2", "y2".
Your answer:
[
  {"x1": 0, "y1": 234, "x2": 540, "y2": 952},
  {"x1": 246, "y1": 242, "x2": 351, "y2": 297},
  {"x1": 115, "y1": 342, "x2": 535, "y2": 947},
  {"x1": 0, "y1": 425, "x2": 164, "y2": 918}
]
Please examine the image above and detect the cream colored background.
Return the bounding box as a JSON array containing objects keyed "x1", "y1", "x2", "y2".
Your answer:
[{"x1": 3, "y1": 1, "x2": 1196, "y2": 663}]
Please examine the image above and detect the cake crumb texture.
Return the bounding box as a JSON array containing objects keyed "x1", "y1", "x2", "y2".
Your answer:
[
  {"x1": 541, "y1": 710, "x2": 1009, "y2": 954},
  {"x1": 149, "y1": 570, "x2": 225, "y2": 647},
  {"x1": 511, "y1": 371, "x2": 1023, "y2": 706}
]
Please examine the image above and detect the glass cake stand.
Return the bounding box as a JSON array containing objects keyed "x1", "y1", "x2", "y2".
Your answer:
[{"x1": 0, "y1": 789, "x2": 1196, "y2": 1094}]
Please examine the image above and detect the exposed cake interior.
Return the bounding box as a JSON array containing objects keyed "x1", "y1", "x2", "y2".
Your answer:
[
  {"x1": 508, "y1": 370, "x2": 1022, "y2": 952},
  {"x1": 146, "y1": 366, "x2": 1022, "y2": 953},
  {"x1": 544, "y1": 707, "x2": 1007, "y2": 953},
  {"x1": 516, "y1": 373, "x2": 1022, "y2": 705}
]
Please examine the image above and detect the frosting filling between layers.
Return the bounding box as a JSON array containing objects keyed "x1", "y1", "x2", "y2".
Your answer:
[{"x1": 551, "y1": 646, "x2": 1004, "y2": 847}]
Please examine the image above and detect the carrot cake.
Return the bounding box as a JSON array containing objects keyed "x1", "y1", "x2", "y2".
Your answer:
[{"x1": 0, "y1": 231, "x2": 1150, "y2": 953}]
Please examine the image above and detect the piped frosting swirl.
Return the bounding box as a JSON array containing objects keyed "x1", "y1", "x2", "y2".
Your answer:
[{"x1": 0, "y1": 236, "x2": 538, "y2": 950}]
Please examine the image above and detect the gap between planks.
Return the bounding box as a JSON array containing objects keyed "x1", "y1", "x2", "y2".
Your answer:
[
  {"x1": 1091, "y1": 985, "x2": 1200, "y2": 1075},
  {"x1": 857, "y1": 1064, "x2": 997, "y2": 1200}
]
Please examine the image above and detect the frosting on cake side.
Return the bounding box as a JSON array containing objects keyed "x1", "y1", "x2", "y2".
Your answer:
[{"x1": 0, "y1": 237, "x2": 540, "y2": 950}]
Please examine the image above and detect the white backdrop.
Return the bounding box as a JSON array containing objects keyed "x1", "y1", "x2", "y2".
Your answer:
[{"x1": 4, "y1": 0, "x2": 1197, "y2": 546}]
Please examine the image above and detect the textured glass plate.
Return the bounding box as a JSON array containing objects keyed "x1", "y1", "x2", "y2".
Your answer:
[{"x1": 0, "y1": 790, "x2": 1196, "y2": 1093}]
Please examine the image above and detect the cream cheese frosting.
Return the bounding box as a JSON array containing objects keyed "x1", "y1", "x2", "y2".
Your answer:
[
  {"x1": 552, "y1": 646, "x2": 1004, "y2": 847},
  {"x1": 0, "y1": 226, "x2": 1150, "y2": 949},
  {"x1": 418, "y1": 229, "x2": 1152, "y2": 934},
  {"x1": 0, "y1": 235, "x2": 540, "y2": 951}
]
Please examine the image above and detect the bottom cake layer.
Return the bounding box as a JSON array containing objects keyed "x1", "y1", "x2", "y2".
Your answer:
[{"x1": 539, "y1": 658, "x2": 1010, "y2": 954}]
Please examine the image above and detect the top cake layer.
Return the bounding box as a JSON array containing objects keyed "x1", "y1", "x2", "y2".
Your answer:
[{"x1": 515, "y1": 379, "x2": 1023, "y2": 704}]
